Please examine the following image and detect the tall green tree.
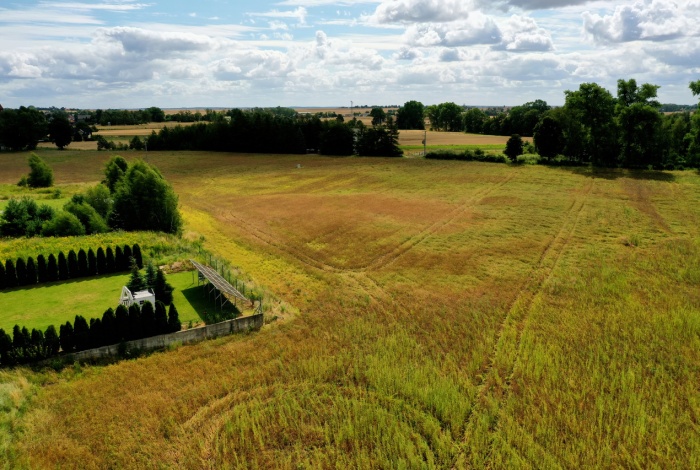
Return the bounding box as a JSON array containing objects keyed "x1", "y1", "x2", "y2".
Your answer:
[
  {"x1": 44, "y1": 325, "x2": 60, "y2": 357},
  {"x1": 5, "y1": 260, "x2": 17, "y2": 288},
  {"x1": 59, "y1": 321, "x2": 74, "y2": 352},
  {"x1": 106, "y1": 247, "x2": 116, "y2": 273},
  {"x1": 140, "y1": 301, "x2": 156, "y2": 337},
  {"x1": 564, "y1": 83, "x2": 618, "y2": 166},
  {"x1": 154, "y1": 269, "x2": 174, "y2": 305},
  {"x1": 685, "y1": 80, "x2": 700, "y2": 167},
  {"x1": 534, "y1": 115, "x2": 566, "y2": 160},
  {"x1": 615, "y1": 79, "x2": 663, "y2": 168},
  {"x1": 58, "y1": 252, "x2": 69, "y2": 281},
  {"x1": 108, "y1": 160, "x2": 183, "y2": 234},
  {"x1": 126, "y1": 259, "x2": 146, "y2": 293},
  {"x1": 25, "y1": 257, "x2": 38, "y2": 285},
  {"x1": 104, "y1": 156, "x2": 128, "y2": 193},
  {"x1": 370, "y1": 107, "x2": 386, "y2": 126},
  {"x1": 48, "y1": 114, "x2": 73, "y2": 149},
  {"x1": 396, "y1": 101, "x2": 425, "y2": 130},
  {"x1": 77, "y1": 249, "x2": 88, "y2": 277},
  {"x1": 0, "y1": 262, "x2": 5, "y2": 290},
  {"x1": 68, "y1": 250, "x2": 78, "y2": 278},
  {"x1": 96, "y1": 247, "x2": 107, "y2": 274},
  {"x1": 155, "y1": 301, "x2": 169, "y2": 335},
  {"x1": 15, "y1": 258, "x2": 27, "y2": 286},
  {"x1": 505, "y1": 134, "x2": 524, "y2": 162},
  {"x1": 0, "y1": 107, "x2": 48, "y2": 151},
  {"x1": 37, "y1": 254, "x2": 47, "y2": 283},
  {"x1": 73, "y1": 315, "x2": 90, "y2": 351}
]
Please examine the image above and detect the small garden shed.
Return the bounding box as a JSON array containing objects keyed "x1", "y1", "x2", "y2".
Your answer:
[{"x1": 119, "y1": 286, "x2": 155, "y2": 308}]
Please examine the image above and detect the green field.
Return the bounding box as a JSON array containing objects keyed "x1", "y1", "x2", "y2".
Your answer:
[
  {"x1": 0, "y1": 271, "x2": 214, "y2": 332},
  {"x1": 0, "y1": 150, "x2": 699, "y2": 468}
]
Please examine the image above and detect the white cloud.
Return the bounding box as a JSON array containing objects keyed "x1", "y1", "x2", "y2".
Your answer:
[
  {"x1": 583, "y1": 1, "x2": 697, "y2": 44},
  {"x1": 496, "y1": 15, "x2": 554, "y2": 51},
  {"x1": 370, "y1": 0, "x2": 475, "y2": 24}
]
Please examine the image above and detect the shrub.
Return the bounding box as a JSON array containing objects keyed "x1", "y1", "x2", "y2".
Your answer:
[
  {"x1": 5, "y1": 260, "x2": 17, "y2": 288},
  {"x1": 58, "y1": 252, "x2": 68, "y2": 281},
  {"x1": 154, "y1": 269, "x2": 174, "y2": 305},
  {"x1": 44, "y1": 325, "x2": 60, "y2": 356},
  {"x1": 77, "y1": 249, "x2": 88, "y2": 278},
  {"x1": 26, "y1": 257, "x2": 38, "y2": 285},
  {"x1": 155, "y1": 301, "x2": 169, "y2": 335},
  {"x1": 15, "y1": 258, "x2": 27, "y2": 286},
  {"x1": 68, "y1": 250, "x2": 78, "y2": 278},
  {"x1": 168, "y1": 303, "x2": 181, "y2": 333},
  {"x1": 47, "y1": 254, "x2": 59, "y2": 282},
  {"x1": 516, "y1": 153, "x2": 541, "y2": 165},
  {"x1": 73, "y1": 315, "x2": 90, "y2": 351},
  {"x1": 41, "y1": 211, "x2": 86, "y2": 237},
  {"x1": 64, "y1": 200, "x2": 109, "y2": 234},
  {"x1": 88, "y1": 248, "x2": 97, "y2": 276},
  {"x1": 106, "y1": 247, "x2": 116, "y2": 273},
  {"x1": 59, "y1": 321, "x2": 74, "y2": 352},
  {"x1": 37, "y1": 254, "x2": 47, "y2": 283},
  {"x1": 83, "y1": 184, "x2": 112, "y2": 219},
  {"x1": 96, "y1": 247, "x2": 107, "y2": 274},
  {"x1": 26, "y1": 153, "x2": 53, "y2": 188},
  {"x1": 132, "y1": 244, "x2": 143, "y2": 269}
]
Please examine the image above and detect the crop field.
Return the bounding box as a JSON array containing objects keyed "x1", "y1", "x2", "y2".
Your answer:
[{"x1": 1, "y1": 150, "x2": 699, "y2": 468}]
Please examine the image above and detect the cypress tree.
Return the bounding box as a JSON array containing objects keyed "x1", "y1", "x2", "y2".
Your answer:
[
  {"x1": 127, "y1": 303, "x2": 142, "y2": 340},
  {"x1": 89, "y1": 318, "x2": 103, "y2": 349},
  {"x1": 77, "y1": 249, "x2": 88, "y2": 277},
  {"x1": 12, "y1": 325, "x2": 25, "y2": 361},
  {"x1": 44, "y1": 324, "x2": 60, "y2": 357},
  {"x1": 0, "y1": 262, "x2": 5, "y2": 290},
  {"x1": 59, "y1": 321, "x2": 74, "y2": 352},
  {"x1": 20, "y1": 327, "x2": 31, "y2": 363},
  {"x1": 68, "y1": 250, "x2": 78, "y2": 279},
  {"x1": 106, "y1": 246, "x2": 116, "y2": 273},
  {"x1": 140, "y1": 301, "x2": 156, "y2": 337},
  {"x1": 26, "y1": 257, "x2": 38, "y2": 285},
  {"x1": 115, "y1": 246, "x2": 125, "y2": 271},
  {"x1": 145, "y1": 261, "x2": 157, "y2": 289},
  {"x1": 5, "y1": 260, "x2": 17, "y2": 288},
  {"x1": 126, "y1": 259, "x2": 146, "y2": 293},
  {"x1": 30, "y1": 328, "x2": 44, "y2": 360},
  {"x1": 73, "y1": 315, "x2": 90, "y2": 351},
  {"x1": 47, "y1": 253, "x2": 59, "y2": 282},
  {"x1": 0, "y1": 328, "x2": 13, "y2": 366},
  {"x1": 132, "y1": 244, "x2": 143, "y2": 269},
  {"x1": 168, "y1": 303, "x2": 181, "y2": 333},
  {"x1": 15, "y1": 258, "x2": 27, "y2": 286},
  {"x1": 155, "y1": 301, "x2": 169, "y2": 335},
  {"x1": 96, "y1": 247, "x2": 107, "y2": 274},
  {"x1": 154, "y1": 269, "x2": 174, "y2": 304},
  {"x1": 37, "y1": 254, "x2": 47, "y2": 283},
  {"x1": 123, "y1": 245, "x2": 133, "y2": 267},
  {"x1": 58, "y1": 252, "x2": 69, "y2": 280},
  {"x1": 88, "y1": 248, "x2": 97, "y2": 276},
  {"x1": 115, "y1": 304, "x2": 129, "y2": 342},
  {"x1": 101, "y1": 308, "x2": 116, "y2": 345}
]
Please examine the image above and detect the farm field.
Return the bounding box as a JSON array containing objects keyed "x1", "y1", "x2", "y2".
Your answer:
[{"x1": 0, "y1": 150, "x2": 699, "y2": 468}]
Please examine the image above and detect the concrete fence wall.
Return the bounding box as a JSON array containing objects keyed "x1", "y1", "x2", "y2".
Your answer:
[{"x1": 66, "y1": 314, "x2": 264, "y2": 362}]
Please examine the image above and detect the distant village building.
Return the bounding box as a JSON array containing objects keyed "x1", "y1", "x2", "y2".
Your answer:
[{"x1": 119, "y1": 286, "x2": 156, "y2": 308}]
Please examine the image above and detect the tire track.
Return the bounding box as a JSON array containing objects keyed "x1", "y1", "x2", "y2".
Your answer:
[
  {"x1": 458, "y1": 178, "x2": 594, "y2": 467},
  {"x1": 215, "y1": 171, "x2": 518, "y2": 275}
]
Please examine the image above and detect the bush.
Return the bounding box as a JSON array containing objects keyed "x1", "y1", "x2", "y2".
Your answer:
[
  {"x1": 424, "y1": 149, "x2": 508, "y2": 164},
  {"x1": 0, "y1": 197, "x2": 54, "y2": 237},
  {"x1": 516, "y1": 153, "x2": 541, "y2": 165},
  {"x1": 26, "y1": 153, "x2": 53, "y2": 188},
  {"x1": 41, "y1": 211, "x2": 86, "y2": 237}
]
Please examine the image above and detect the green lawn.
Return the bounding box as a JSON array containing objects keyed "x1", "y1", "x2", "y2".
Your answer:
[{"x1": 0, "y1": 271, "x2": 220, "y2": 332}]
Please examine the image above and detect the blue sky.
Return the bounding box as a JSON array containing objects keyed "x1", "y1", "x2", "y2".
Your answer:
[{"x1": 1, "y1": 0, "x2": 699, "y2": 108}]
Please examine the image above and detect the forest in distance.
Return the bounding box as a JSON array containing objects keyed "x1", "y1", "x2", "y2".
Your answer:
[{"x1": 1, "y1": 78, "x2": 700, "y2": 170}]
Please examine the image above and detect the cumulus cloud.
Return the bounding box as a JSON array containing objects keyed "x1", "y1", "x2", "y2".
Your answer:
[
  {"x1": 583, "y1": 1, "x2": 696, "y2": 44},
  {"x1": 99, "y1": 27, "x2": 221, "y2": 58},
  {"x1": 370, "y1": 0, "x2": 474, "y2": 24},
  {"x1": 248, "y1": 7, "x2": 308, "y2": 26},
  {"x1": 496, "y1": 15, "x2": 554, "y2": 52},
  {"x1": 403, "y1": 15, "x2": 501, "y2": 47}
]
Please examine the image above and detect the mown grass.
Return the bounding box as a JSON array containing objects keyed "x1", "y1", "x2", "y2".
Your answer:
[
  {"x1": 0, "y1": 150, "x2": 698, "y2": 468},
  {"x1": 0, "y1": 271, "x2": 207, "y2": 332}
]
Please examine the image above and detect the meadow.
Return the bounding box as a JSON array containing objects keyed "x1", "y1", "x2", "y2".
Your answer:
[{"x1": 0, "y1": 149, "x2": 698, "y2": 468}]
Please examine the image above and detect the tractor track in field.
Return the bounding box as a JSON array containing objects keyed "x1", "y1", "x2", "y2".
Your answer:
[
  {"x1": 215, "y1": 171, "x2": 518, "y2": 275},
  {"x1": 458, "y1": 177, "x2": 594, "y2": 467}
]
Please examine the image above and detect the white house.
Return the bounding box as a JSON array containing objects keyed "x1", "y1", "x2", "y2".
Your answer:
[{"x1": 119, "y1": 286, "x2": 156, "y2": 308}]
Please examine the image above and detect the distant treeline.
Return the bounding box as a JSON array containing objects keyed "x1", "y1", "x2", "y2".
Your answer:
[
  {"x1": 141, "y1": 109, "x2": 402, "y2": 157},
  {"x1": 0, "y1": 243, "x2": 141, "y2": 290},
  {"x1": 0, "y1": 301, "x2": 181, "y2": 367}
]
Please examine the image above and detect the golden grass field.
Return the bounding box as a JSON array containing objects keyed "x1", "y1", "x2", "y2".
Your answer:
[{"x1": 1, "y1": 150, "x2": 699, "y2": 468}]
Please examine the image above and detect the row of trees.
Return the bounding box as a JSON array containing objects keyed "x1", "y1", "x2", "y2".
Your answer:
[
  {"x1": 0, "y1": 301, "x2": 181, "y2": 366},
  {"x1": 140, "y1": 109, "x2": 402, "y2": 157},
  {"x1": 0, "y1": 244, "x2": 142, "y2": 290}
]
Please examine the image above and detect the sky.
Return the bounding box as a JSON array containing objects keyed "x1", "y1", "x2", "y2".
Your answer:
[{"x1": 0, "y1": 0, "x2": 699, "y2": 109}]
